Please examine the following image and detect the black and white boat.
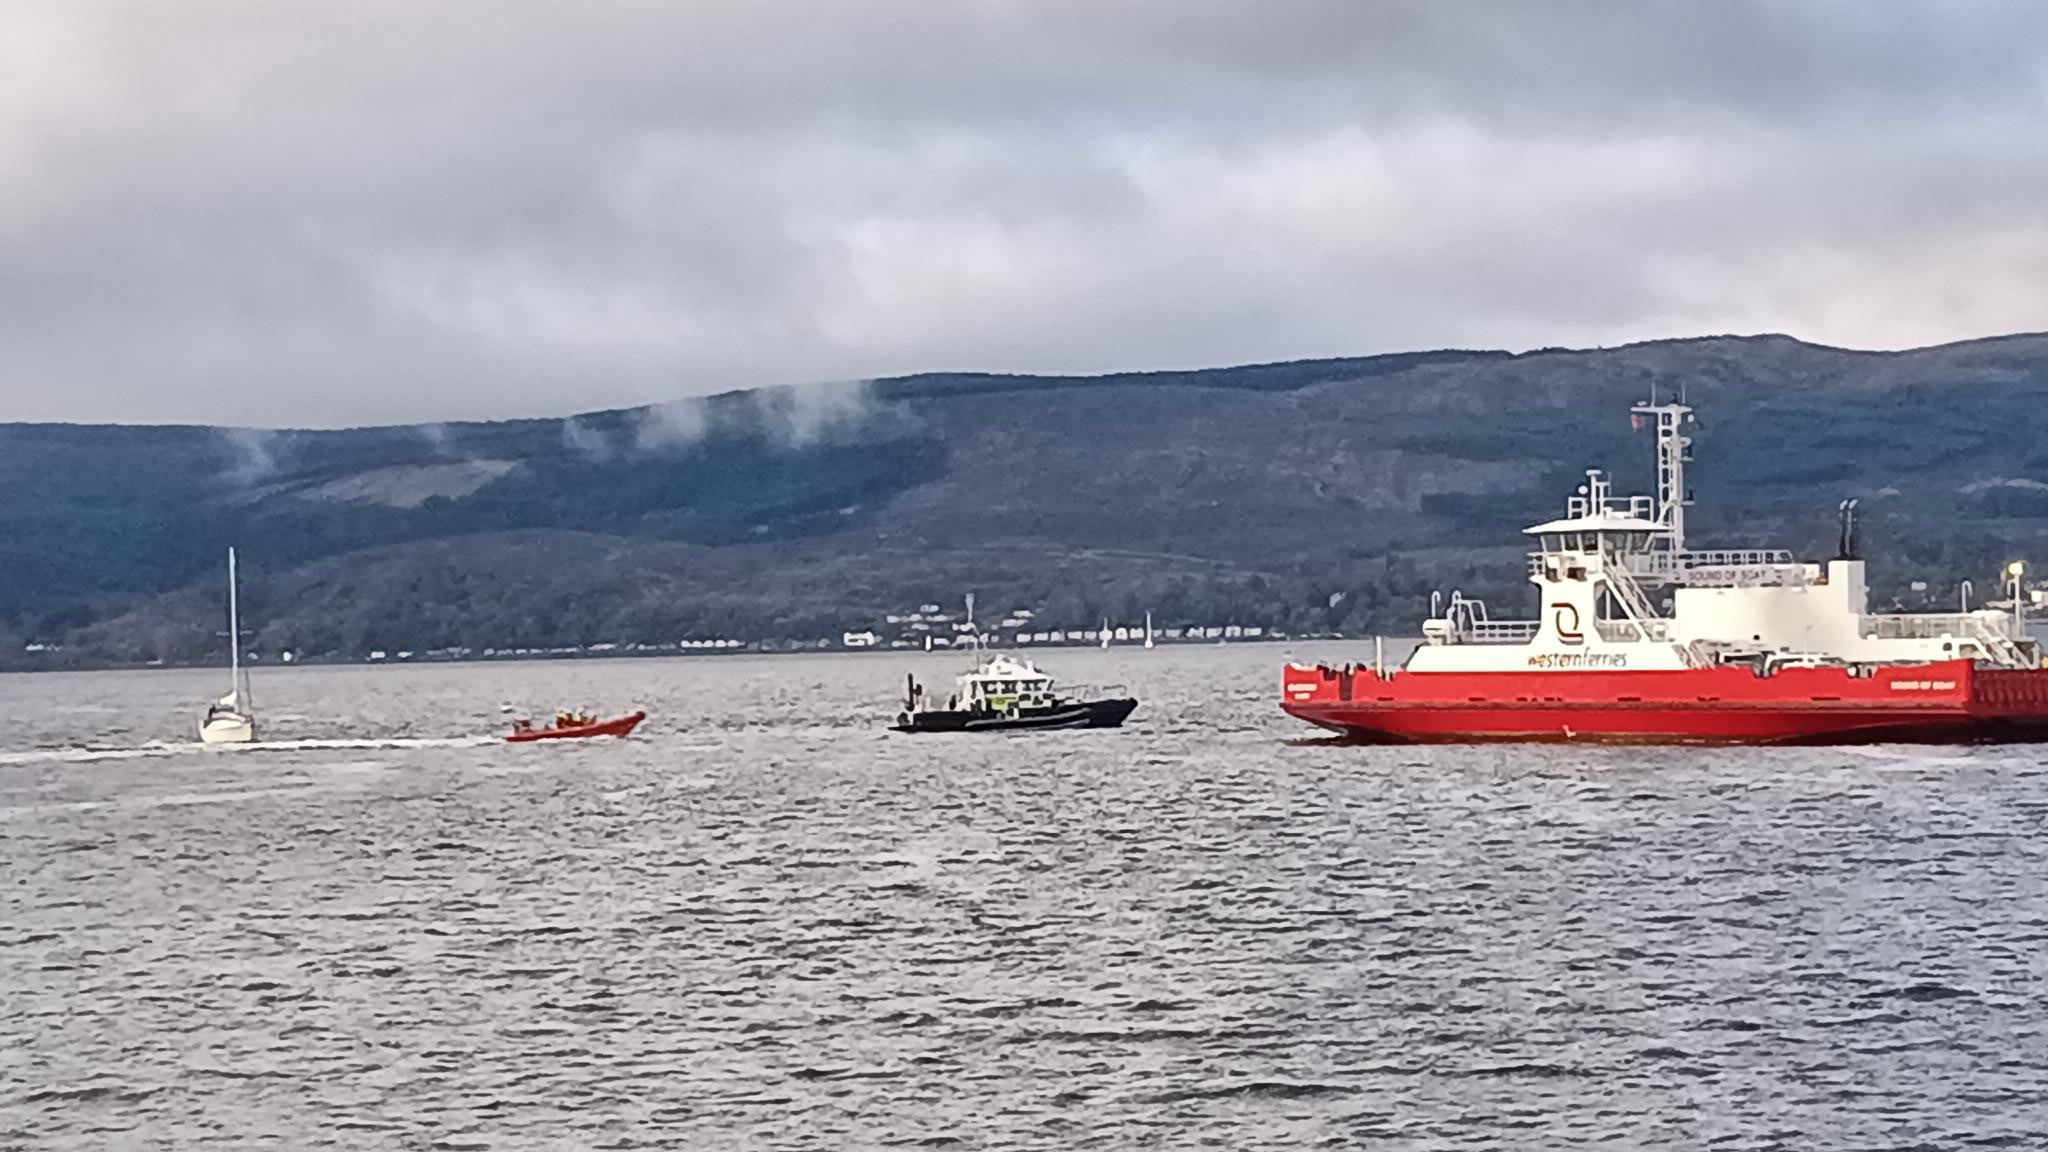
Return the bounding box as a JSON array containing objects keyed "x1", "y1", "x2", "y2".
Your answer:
[{"x1": 892, "y1": 654, "x2": 1138, "y2": 733}]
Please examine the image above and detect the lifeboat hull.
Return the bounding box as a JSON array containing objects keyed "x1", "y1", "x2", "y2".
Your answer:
[
  {"x1": 1281, "y1": 660, "x2": 2048, "y2": 745},
  {"x1": 506, "y1": 711, "x2": 647, "y2": 743}
]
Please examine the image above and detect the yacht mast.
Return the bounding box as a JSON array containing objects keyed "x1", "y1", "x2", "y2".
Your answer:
[{"x1": 227, "y1": 547, "x2": 241, "y2": 702}]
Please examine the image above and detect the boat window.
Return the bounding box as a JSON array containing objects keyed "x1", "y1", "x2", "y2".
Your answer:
[{"x1": 1542, "y1": 534, "x2": 1561, "y2": 552}]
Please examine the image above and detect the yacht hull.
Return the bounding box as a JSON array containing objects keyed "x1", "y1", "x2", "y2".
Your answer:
[
  {"x1": 1282, "y1": 659, "x2": 2048, "y2": 745},
  {"x1": 199, "y1": 715, "x2": 256, "y2": 744}
]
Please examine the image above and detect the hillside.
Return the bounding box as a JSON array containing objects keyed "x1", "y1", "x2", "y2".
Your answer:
[{"x1": 8, "y1": 332, "x2": 2048, "y2": 668}]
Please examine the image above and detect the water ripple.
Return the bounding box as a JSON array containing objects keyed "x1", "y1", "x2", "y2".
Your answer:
[{"x1": 4, "y1": 650, "x2": 2048, "y2": 1147}]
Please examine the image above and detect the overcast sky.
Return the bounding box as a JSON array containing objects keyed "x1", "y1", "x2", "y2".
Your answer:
[{"x1": 4, "y1": 1, "x2": 2046, "y2": 427}]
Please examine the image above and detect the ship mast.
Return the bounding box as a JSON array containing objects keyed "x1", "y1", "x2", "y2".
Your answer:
[{"x1": 1631, "y1": 398, "x2": 1695, "y2": 553}]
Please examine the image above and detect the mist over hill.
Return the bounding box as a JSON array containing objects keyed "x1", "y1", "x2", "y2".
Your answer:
[{"x1": 7, "y1": 333, "x2": 2048, "y2": 669}]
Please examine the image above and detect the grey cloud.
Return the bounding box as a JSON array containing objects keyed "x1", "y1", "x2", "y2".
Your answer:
[
  {"x1": 628, "y1": 381, "x2": 878, "y2": 451},
  {"x1": 633, "y1": 398, "x2": 708, "y2": 451},
  {"x1": 218, "y1": 426, "x2": 284, "y2": 484},
  {"x1": 3, "y1": 1, "x2": 2046, "y2": 427},
  {"x1": 560, "y1": 417, "x2": 613, "y2": 462},
  {"x1": 757, "y1": 380, "x2": 876, "y2": 447}
]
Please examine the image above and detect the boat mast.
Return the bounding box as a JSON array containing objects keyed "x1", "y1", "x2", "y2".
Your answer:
[
  {"x1": 227, "y1": 547, "x2": 242, "y2": 702},
  {"x1": 1631, "y1": 399, "x2": 1694, "y2": 554}
]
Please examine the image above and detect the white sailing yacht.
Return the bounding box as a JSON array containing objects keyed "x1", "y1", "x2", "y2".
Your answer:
[{"x1": 199, "y1": 547, "x2": 256, "y2": 744}]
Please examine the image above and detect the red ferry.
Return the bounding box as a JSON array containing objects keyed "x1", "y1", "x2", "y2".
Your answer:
[{"x1": 1282, "y1": 400, "x2": 2048, "y2": 744}]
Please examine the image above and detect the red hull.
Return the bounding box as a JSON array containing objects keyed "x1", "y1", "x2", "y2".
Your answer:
[
  {"x1": 1282, "y1": 660, "x2": 2048, "y2": 745},
  {"x1": 506, "y1": 711, "x2": 647, "y2": 742}
]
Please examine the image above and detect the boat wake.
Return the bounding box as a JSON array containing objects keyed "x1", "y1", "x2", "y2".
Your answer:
[
  {"x1": 208, "y1": 736, "x2": 498, "y2": 753},
  {"x1": 0, "y1": 735, "x2": 497, "y2": 768}
]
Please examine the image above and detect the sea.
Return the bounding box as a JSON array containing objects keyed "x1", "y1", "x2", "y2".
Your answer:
[{"x1": 3, "y1": 643, "x2": 2047, "y2": 1149}]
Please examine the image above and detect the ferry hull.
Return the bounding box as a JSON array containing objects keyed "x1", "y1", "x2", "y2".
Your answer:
[{"x1": 1282, "y1": 661, "x2": 2048, "y2": 746}]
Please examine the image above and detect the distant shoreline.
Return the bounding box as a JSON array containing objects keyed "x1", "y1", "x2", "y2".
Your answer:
[{"x1": 0, "y1": 633, "x2": 1362, "y2": 676}]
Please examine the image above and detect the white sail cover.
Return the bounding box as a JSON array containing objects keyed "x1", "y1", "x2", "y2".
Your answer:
[{"x1": 216, "y1": 692, "x2": 240, "y2": 710}]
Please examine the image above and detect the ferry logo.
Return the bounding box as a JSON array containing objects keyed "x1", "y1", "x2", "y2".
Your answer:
[
  {"x1": 1528, "y1": 652, "x2": 1626, "y2": 668},
  {"x1": 1551, "y1": 602, "x2": 1584, "y2": 644}
]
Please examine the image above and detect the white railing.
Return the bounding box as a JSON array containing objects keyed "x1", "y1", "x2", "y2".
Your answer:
[
  {"x1": 1566, "y1": 492, "x2": 1656, "y2": 521},
  {"x1": 1679, "y1": 549, "x2": 1797, "y2": 569},
  {"x1": 1613, "y1": 548, "x2": 1807, "y2": 587},
  {"x1": 1465, "y1": 620, "x2": 1540, "y2": 643},
  {"x1": 1862, "y1": 612, "x2": 2025, "y2": 666},
  {"x1": 1596, "y1": 619, "x2": 1670, "y2": 642},
  {"x1": 1424, "y1": 618, "x2": 1539, "y2": 645},
  {"x1": 1531, "y1": 548, "x2": 1806, "y2": 585},
  {"x1": 1861, "y1": 613, "x2": 2013, "y2": 641}
]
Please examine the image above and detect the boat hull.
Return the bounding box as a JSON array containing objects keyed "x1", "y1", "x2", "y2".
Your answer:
[
  {"x1": 199, "y1": 714, "x2": 255, "y2": 744},
  {"x1": 506, "y1": 711, "x2": 647, "y2": 742},
  {"x1": 199, "y1": 713, "x2": 256, "y2": 737},
  {"x1": 1281, "y1": 660, "x2": 2048, "y2": 745},
  {"x1": 893, "y1": 697, "x2": 1138, "y2": 733}
]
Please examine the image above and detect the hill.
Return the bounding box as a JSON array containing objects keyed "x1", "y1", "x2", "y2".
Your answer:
[{"x1": 8, "y1": 332, "x2": 2048, "y2": 668}]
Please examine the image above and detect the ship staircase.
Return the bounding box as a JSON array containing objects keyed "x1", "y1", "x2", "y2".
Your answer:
[{"x1": 1600, "y1": 548, "x2": 1707, "y2": 667}]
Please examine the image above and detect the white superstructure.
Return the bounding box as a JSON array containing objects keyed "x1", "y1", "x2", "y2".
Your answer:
[{"x1": 1406, "y1": 400, "x2": 2039, "y2": 674}]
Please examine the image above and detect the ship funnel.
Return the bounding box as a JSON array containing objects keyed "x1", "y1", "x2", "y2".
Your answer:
[{"x1": 1836, "y1": 498, "x2": 1861, "y2": 561}]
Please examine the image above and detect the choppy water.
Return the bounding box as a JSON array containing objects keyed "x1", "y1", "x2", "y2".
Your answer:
[{"x1": 4, "y1": 645, "x2": 2048, "y2": 1148}]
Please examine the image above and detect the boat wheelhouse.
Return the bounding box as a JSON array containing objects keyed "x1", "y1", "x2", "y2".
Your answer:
[{"x1": 947, "y1": 654, "x2": 1060, "y2": 713}]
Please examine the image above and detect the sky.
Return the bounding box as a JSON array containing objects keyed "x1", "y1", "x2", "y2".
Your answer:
[{"x1": 3, "y1": 1, "x2": 2047, "y2": 427}]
